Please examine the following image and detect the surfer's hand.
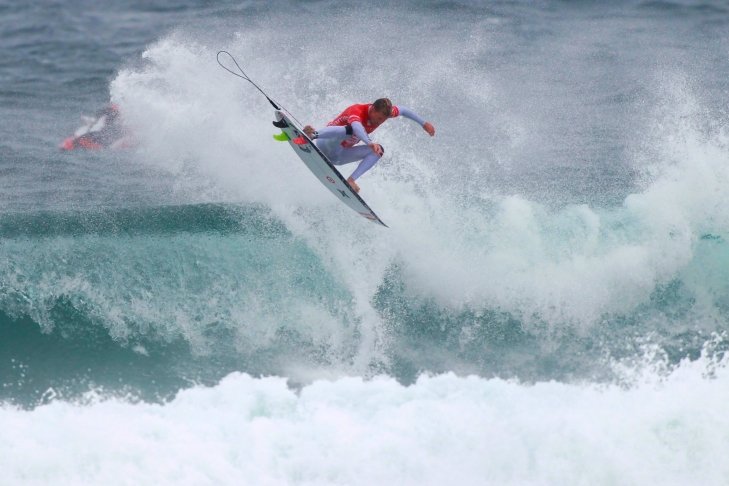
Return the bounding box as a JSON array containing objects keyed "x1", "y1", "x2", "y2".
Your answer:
[
  {"x1": 303, "y1": 125, "x2": 316, "y2": 138},
  {"x1": 369, "y1": 143, "x2": 384, "y2": 157},
  {"x1": 423, "y1": 122, "x2": 435, "y2": 137},
  {"x1": 347, "y1": 176, "x2": 360, "y2": 193}
]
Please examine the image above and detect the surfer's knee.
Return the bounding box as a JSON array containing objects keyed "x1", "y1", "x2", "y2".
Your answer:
[{"x1": 371, "y1": 145, "x2": 384, "y2": 160}]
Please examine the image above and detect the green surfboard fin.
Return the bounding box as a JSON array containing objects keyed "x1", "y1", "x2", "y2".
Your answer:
[{"x1": 273, "y1": 131, "x2": 290, "y2": 142}]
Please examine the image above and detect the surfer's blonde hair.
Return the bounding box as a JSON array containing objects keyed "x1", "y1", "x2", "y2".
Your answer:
[{"x1": 372, "y1": 98, "x2": 393, "y2": 116}]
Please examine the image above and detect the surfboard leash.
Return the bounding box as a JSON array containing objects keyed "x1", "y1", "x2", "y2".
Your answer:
[
  {"x1": 216, "y1": 50, "x2": 282, "y2": 109},
  {"x1": 216, "y1": 50, "x2": 308, "y2": 128},
  {"x1": 219, "y1": 50, "x2": 323, "y2": 149}
]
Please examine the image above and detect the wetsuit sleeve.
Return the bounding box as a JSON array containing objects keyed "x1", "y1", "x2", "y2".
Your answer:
[
  {"x1": 351, "y1": 121, "x2": 372, "y2": 145},
  {"x1": 394, "y1": 106, "x2": 427, "y2": 126}
]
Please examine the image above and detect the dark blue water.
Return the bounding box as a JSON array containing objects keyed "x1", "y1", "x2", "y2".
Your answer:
[
  {"x1": 2, "y1": 0, "x2": 728, "y2": 406},
  {"x1": 3, "y1": 2, "x2": 729, "y2": 484}
]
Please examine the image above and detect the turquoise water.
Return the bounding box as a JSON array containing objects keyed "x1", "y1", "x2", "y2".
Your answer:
[{"x1": 2, "y1": 0, "x2": 729, "y2": 483}]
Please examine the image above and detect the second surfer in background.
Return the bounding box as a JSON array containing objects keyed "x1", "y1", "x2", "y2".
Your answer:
[
  {"x1": 301, "y1": 98, "x2": 435, "y2": 193},
  {"x1": 59, "y1": 104, "x2": 133, "y2": 151}
]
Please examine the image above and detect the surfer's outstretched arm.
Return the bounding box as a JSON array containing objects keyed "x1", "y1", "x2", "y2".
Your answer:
[{"x1": 395, "y1": 106, "x2": 436, "y2": 136}]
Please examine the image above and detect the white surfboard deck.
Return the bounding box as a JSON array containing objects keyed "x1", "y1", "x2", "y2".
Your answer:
[{"x1": 274, "y1": 110, "x2": 387, "y2": 227}]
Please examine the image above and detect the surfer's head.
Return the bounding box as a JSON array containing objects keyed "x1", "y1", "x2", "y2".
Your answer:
[{"x1": 369, "y1": 98, "x2": 392, "y2": 125}]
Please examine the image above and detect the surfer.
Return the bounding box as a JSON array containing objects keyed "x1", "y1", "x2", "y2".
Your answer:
[
  {"x1": 301, "y1": 98, "x2": 435, "y2": 193},
  {"x1": 59, "y1": 104, "x2": 132, "y2": 151}
]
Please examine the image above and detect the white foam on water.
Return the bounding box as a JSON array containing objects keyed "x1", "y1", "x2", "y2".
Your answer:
[
  {"x1": 2, "y1": 350, "x2": 728, "y2": 486},
  {"x1": 109, "y1": 25, "x2": 729, "y2": 344}
]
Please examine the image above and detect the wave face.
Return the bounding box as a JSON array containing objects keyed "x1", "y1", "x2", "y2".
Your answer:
[
  {"x1": 2, "y1": 196, "x2": 727, "y2": 403},
  {"x1": 2, "y1": 0, "x2": 729, "y2": 483}
]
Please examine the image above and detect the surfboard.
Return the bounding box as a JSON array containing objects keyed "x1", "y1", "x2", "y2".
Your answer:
[
  {"x1": 273, "y1": 110, "x2": 387, "y2": 227},
  {"x1": 214, "y1": 52, "x2": 386, "y2": 227}
]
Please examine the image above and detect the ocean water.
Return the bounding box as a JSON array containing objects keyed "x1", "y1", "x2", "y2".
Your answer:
[{"x1": 2, "y1": 0, "x2": 729, "y2": 484}]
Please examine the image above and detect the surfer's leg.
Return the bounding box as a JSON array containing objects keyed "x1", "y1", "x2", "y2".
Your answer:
[
  {"x1": 319, "y1": 143, "x2": 382, "y2": 179},
  {"x1": 335, "y1": 145, "x2": 376, "y2": 164},
  {"x1": 326, "y1": 146, "x2": 366, "y2": 166},
  {"x1": 337, "y1": 146, "x2": 382, "y2": 181},
  {"x1": 349, "y1": 152, "x2": 381, "y2": 180},
  {"x1": 316, "y1": 140, "x2": 344, "y2": 162},
  {"x1": 314, "y1": 126, "x2": 348, "y2": 140}
]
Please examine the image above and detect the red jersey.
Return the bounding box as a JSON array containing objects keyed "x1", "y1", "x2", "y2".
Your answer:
[{"x1": 327, "y1": 103, "x2": 401, "y2": 147}]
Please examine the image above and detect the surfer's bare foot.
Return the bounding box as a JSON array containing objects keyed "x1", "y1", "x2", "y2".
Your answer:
[
  {"x1": 423, "y1": 121, "x2": 436, "y2": 137},
  {"x1": 347, "y1": 177, "x2": 360, "y2": 193},
  {"x1": 303, "y1": 125, "x2": 316, "y2": 138}
]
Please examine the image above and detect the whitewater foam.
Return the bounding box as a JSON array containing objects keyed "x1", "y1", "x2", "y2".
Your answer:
[
  {"x1": 2, "y1": 350, "x2": 728, "y2": 486},
  {"x1": 110, "y1": 27, "x2": 729, "y2": 338},
  {"x1": 4, "y1": 0, "x2": 728, "y2": 404}
]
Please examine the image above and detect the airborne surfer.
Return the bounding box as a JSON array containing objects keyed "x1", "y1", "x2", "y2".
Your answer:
[
  {"x1": 216, "y1": 50, "x2": 419, "y2": 224},
  {"x1": 299, "y1": 98, "x2": 435, "y2": 193}
]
